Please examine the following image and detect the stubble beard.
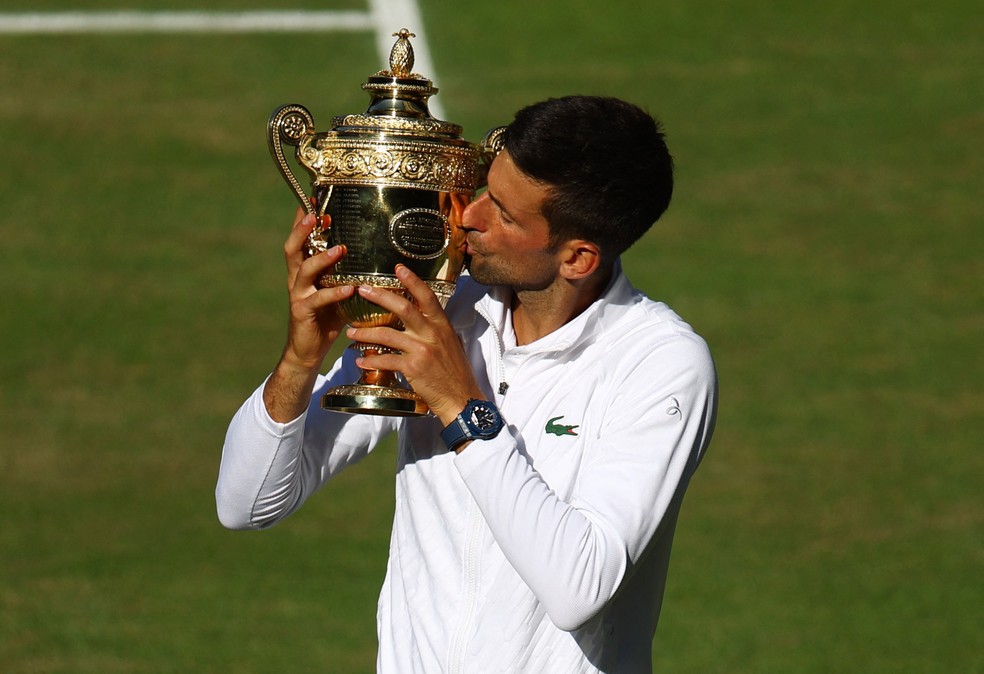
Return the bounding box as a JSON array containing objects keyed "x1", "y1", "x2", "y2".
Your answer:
[{"x1": 464, "y1": 252, "x2": 556, "y2": 292}]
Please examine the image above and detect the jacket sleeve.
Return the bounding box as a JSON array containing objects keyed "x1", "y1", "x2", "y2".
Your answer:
[
  {"x1": 453, "y1": 334, "x2": 717, "y2": 631},
  {"x1": 215, "y1": 356, "x2": 397, "y2": 530}
]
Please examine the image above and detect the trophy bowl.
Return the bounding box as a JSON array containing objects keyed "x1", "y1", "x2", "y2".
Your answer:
[{"x1": 268, "y1": 29, "x2": 503, "y2": 416}]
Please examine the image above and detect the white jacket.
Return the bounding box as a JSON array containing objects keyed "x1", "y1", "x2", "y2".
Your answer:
[{"x1": 217, "y1": 265, "x2": 717, "y2": 673}]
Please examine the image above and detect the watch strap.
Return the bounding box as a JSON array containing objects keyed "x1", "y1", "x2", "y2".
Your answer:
[{"x1": 440, "y1": 416, "x2": 471, "y2": 452}]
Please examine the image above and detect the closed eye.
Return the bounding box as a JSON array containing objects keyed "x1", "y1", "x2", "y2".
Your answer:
[{"x1": 488, "y1": 190, "x2": 518, "y2": 225}]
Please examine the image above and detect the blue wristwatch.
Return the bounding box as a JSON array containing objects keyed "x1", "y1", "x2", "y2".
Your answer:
[{"x1": 441, "y1": 399, "x2": 504, "y2": 452}]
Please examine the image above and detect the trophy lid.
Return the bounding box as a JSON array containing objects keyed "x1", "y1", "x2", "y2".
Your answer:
[{"x1": 332, "y1": 29, "x2": 464, "y2": 138}]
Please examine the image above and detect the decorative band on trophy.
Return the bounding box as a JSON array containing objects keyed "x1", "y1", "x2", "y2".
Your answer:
[{"x1": 297, "y1": 139, "x2": 480, "y2": 192}]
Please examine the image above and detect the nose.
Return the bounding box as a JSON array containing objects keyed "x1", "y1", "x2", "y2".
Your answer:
[{"x1": 462, "y1": 191, "x2": 491, "y2": 232}]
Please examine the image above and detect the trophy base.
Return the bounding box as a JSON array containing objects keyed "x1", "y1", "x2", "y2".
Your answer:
[{"x1": 322, "y1": 384, "x2": 428, "y2": 417}]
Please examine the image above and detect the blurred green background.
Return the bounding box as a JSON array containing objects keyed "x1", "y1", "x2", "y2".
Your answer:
[{"x1": 1, "y1": 1, "x2": 980, "y2": 672}]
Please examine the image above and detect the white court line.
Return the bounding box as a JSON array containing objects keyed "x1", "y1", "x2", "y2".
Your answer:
[
  {"x1": 0, "y1": 11, "x2": 373, "y2": 33},
  {"x1": 0, "y1": 3, "x2": 446, "y2": 118}
]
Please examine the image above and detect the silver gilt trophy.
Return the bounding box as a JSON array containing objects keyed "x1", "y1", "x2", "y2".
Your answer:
[{"x1": 268, "y1": 29, "x2": 504, "y2": 416}]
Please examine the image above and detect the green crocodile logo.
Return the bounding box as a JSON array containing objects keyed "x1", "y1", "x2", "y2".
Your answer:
[{"x1": 545, "y1": 415, "x2": 579, "y2": 437}]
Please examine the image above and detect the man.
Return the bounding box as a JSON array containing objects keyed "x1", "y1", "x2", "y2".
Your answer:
[{"x1": 217, "y1": 95, "x2": 717, "y2": 673}]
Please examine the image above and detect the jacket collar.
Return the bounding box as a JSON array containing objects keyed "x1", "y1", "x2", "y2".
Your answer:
[{"x1": 473, "y1": 259, "x2": 636, "y2": 355}]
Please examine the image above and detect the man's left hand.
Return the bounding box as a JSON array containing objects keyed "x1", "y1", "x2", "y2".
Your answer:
[{"x1": 346, "y1": 264, "x2": 485, "y2": 426}]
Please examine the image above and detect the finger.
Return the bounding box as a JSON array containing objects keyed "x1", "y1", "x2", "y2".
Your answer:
[
  {"x1": 292, "y1": 205, "x2": 307, "y2": 228},
  {"x1": 285, "y1": 212, "x2": 318, "y2": 283},
  {"x1": 287, "y1": 209, "x2": 315, "y2": 247},
  {"x1": 293, "y1": 245, "x2": 347, "y2": 296},
  {"x1": 346, "y1": 325, "x2": 414, "y2": 353},
  {"x1": 354, "y1": 285, "x2": 418, "y2": 324},
  {"x1": 394, "y1": 264, "x2": 445, "y2": 318},
  {"x1": 355, "y1": 350, "x2": 403, "y2": 373},
  {"x1": 295, "y1": 284, "x2": 355, "y2": 314}
]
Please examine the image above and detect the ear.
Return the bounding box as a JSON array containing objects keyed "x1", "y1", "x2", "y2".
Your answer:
[{"x1": 557, "y1": 239, "x2": 602, "y2": 281}]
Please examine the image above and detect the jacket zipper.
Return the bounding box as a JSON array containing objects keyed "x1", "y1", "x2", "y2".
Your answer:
[
  {"x1": 475, "y1": 303, "x2": 509, "y2": 397},
  {"x1": 447, "y1": 304, "x2": 505, "y2": 670},
  {"x1": 448, "y1": 503, "x2": 484, "y2": 673}
]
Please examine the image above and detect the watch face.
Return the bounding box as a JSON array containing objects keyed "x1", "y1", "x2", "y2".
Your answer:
[{"x1": 469, "y1": 403, "x2": 497, "y2": 431}]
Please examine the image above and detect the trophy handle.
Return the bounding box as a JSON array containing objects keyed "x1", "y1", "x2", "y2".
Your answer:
[
  {"x1": 268, "y1": 104, "x2": 332, "y2": 254},
  {"x1": 268, "y1": 104, "x2": 317, "y2": 216},
  {"x1": 477, "y1": 125, "x2": 507, "y2": 188}
]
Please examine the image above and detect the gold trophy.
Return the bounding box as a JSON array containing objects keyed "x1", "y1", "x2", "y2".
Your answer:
[{"x1": 268, "y1": 29, "x2": 503, "y2": 416}]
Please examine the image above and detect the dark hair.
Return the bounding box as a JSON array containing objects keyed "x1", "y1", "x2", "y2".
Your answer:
[{"x1": 502, "y1": 95, "x2": 673, "y2": 264}]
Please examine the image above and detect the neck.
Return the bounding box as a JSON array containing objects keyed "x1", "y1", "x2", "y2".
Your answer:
[{"x1": 510, "y1": 265, "x2": 613, "y2": 346}]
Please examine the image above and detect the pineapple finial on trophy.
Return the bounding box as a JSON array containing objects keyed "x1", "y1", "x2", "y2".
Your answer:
[{"x1": 389, "y1": 29, "x2": 416, "y2": 78}]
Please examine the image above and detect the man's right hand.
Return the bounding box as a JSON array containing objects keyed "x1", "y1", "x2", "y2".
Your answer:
[{"x1": 263, "y1": 209, "x2": 355, "y2": 422}]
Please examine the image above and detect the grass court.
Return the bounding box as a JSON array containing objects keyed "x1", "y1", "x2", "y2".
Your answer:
[{"x1": 0, "y1": 0, "x2": 980, "y2": 671}]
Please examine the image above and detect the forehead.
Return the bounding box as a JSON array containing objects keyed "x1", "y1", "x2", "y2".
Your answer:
[{"x1": 487, "y1": 149, "x2": 552, "y2": 219}]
